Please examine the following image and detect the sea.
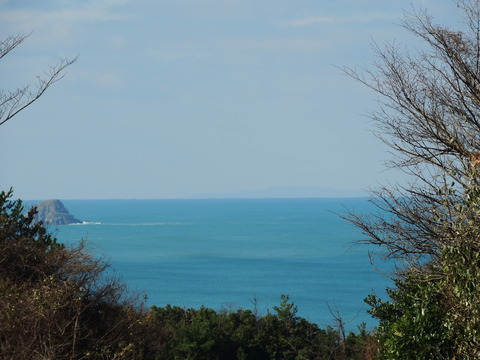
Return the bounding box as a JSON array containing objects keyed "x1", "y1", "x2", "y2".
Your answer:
[{"x1": 46, "y1": 198, "x2": 392, "y2": 330}]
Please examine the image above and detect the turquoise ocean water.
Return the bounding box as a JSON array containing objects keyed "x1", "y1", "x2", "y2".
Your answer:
[{"x1": 50, "y1": 198, "x2": 390, "y2": 329}]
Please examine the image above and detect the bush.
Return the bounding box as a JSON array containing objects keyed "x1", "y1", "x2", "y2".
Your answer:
[
  {"x1": 149, "y1": 295, "x2": 377, "y2": 360},
  {"x1": 0, "y1": 189, "x2": 149, "y2": 359}
]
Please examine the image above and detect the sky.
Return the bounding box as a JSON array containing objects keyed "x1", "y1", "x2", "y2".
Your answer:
[{"x1": 0, "y1": 0, "x2": 460, "y2": 199}]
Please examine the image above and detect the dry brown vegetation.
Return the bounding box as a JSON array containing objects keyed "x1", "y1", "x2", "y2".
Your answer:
[{"x1": 0, "y1": 190, "x2": 154, "y2": 359}]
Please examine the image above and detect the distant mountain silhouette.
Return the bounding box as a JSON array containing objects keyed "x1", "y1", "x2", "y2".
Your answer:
[{"x1": 194, "y1": 186, "x2": 366, "y2": 199}]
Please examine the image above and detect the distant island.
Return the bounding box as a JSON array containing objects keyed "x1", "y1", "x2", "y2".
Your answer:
[
  {"x1": 34, "y1": 199, "x2": 82, "y2": 225},
  {"x1": 193, "y1": 186, "x2": 367, "y2": 199}
]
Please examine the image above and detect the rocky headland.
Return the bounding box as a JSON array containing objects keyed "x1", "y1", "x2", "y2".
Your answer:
[{"x1": 34, "y1": 199, "x2": 82, "y2": 225}]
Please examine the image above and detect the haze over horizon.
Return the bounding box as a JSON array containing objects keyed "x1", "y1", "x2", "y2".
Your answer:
[
  {"x1": 25, "y1": 186, "x2": 367, "y2": 201},
  {"x1": 0, "y1": 0, "x2": 459, "y2": 200}
]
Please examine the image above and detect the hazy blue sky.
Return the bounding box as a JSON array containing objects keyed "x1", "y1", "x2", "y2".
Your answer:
[{"x1": 0, "y1": 0, "x2": 458, "y2": 199}]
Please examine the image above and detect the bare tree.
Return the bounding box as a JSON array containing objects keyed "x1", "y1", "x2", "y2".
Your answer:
[
  {"x1": 342, "y1": 0, "x2": 480, "y2": 271},
  {"x1": 0, "y1": 33, "x2": 76, "y2": 127}
]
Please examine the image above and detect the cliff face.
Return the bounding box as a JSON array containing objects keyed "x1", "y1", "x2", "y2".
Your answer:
[{"x1": 34, "y1": 199, "x2": 82, "y2": 225}]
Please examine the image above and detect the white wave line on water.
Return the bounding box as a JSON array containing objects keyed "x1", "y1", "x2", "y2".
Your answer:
[
  {"x1": 70, "y1": 222, "x2": 189, "y2": 226},
  {"x1": 104, "y1": 222, "x2": 189, "y2": 226},
  {"x1": 69, "y1": 221, "x2": 102, "y2": 226}
]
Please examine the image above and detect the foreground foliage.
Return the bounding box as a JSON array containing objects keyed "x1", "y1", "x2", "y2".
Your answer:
[
  {"x1": 150, "y1": 295, "x2": 377, "y2": 360},
  {"x1": 0, "y1": 188, "x2": 377, "y2": 359},
  {"x1": 0, "y1": 189, "x2": 149, "y2": 359}
]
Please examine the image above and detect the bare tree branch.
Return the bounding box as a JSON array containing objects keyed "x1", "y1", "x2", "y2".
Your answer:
[
  {"x1": 341, "y1": 2, "x2": 480, "y2": 269},
  {"x1": 0, "y1": 33, "x2": 77, "y2": 127}
]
